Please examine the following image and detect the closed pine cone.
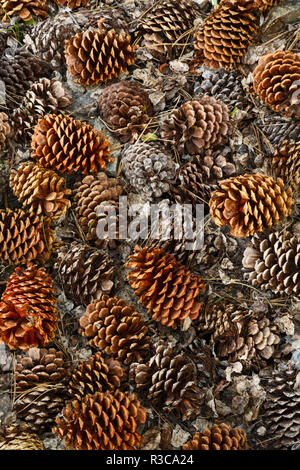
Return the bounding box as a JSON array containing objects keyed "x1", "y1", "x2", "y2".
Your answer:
[
  {"x1": 126, "y1": 245, "x2": 206, "y2": 329},
  {"x1": 64, "y1": 22, "x2": 137, "y2": 85},
  {"x1": 10, "y1": 162, "x2": 72, "y2": 221},
  {"x1": 129, "y1": 340, "x2": 202, "y2": 420},
  {"x1": 183, "y1": 423, "x2": 248, "y2": 450},
  {"x1": 194, "y1": 0, "x2": 259, "y2": 70},
  {"x1": 54, "y1": 242, "x2": 115, "y2": 306},
  {"x1": 257, "y1": 115, "x2": 300, "y2": 150},
  {"x1": 209, "y1": 174, "x2": 294, "y2": 238},
  {"x1": 0, "y1": 424, "x2": 44, "y2": 450},
  {"x1": 98, "y1": 81, "x2": 153, "y2": 143},
  {"x1": 0, "y1": 112, "x2": 11, "y2": 150},
  {"x1": 253, "y1": 50, "x2": 300, "y2": 118},
  {"x1": 68, "y1": 352, "x2": 125, "y2": 401},
  {"x1": 270, "y1": 140, "x2": 300, "y2": 191},
  {"x1": 0, "y1": 265, "x2": 58, "y2": 350},
  {"x1": 160, "y1": 94, "x2": 232, "y2": 155},
  {"x1": 79, "y1": 295, "x2": 150, "y2": 365},
  {"x1": 138, "y1": 0, "x2": 200, "y2": 61},
  {"x1": 0, "y1": 0, "x2": 48, "y2": 22},
  {"x1": 242, "y1": 230, "x2": 300, "y2": 296},
  {"x1": 14, "y1": 347, "x2": 70, "y2": 433},
  {"x1": 53, "y1": 0, "x2": 89, "y2": 6},
  {"x1": 72, "y1": 173, "x2": 123, "y2": 246},
  {"x1": 0, "y1": 208, "x2": 55, "y2": 265},
  {"x1": 53, "y1": 390, "x2": 146, "y2": 450},
  {"x1": 31, "y1": 113, "x2": 112, "y2": 174}
]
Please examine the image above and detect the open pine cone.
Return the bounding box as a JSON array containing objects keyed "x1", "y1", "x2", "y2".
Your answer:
[
  {"x1": 31, "y1": 113, "x2": 112, "y2": 174},
  {"x1": 183, "y1": 423, "x2": 248, "y2": 450},
  {"x1": 0, "y1": 424, "x2": 44, "y2": 450},
  {"x1": 209, "y1": 174, "x2": 294, "y2": 238},
  {"x1": 255, "y1": 0, "x2": 284, "y2": 12},
  {"x1": 270, "y1": 140, "x2": 300, "y2": 191},
  {"x1": 0, "y1": 265, "x2": 58, "y2": 350},
  {"x1": 0, "y1": 0, "x2": 48, "y2": 22}
]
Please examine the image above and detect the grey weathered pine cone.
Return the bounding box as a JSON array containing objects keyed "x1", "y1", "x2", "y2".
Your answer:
[{"x1": 257, "y1": 115, "x2": 300, "y2": 150}]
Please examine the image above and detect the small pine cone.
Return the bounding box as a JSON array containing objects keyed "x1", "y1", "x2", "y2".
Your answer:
[
  {"x1": 259, "y1": 366, "x2": 300, "y2": 450},
  {"x1": 209, "y1": 174, "x2": 294, "y2": 238},
  {"x1": 197, "y1": 302, "x2": 247, "y2": 340},
  {"x1": 72, "y1": 173, "x2": 123, "y2": 247},
  {"x1": 53, "y1": 0, "x2": 89, "y2": 6},
  {"x1": 54, "y1": 242, "x2": 116, "y2": 306},
  {"x1": 68, "y1": 353, "x2": 125, "y2": 401},
  {"x1": 160, "y1": 95, "x2": 232, "y2": 156},
  {"x1": 0, "y1": 0, "x2": 48, "y2": 22},
  {"x1": 31, "y1": 113, "x2": 112, "y2": 174},
  {"x1": 242, "y1": 230, "x2": 300, "y2": 296},
  {"x1": 254, "y1": 0, "x2": 284, "y2": 13},
  {"x1": 79, "y1": 295, "x2": 150, "y2": 365},
  {"x1": 0, "y1": 208, "x2": 55, "y2": 265},
  {"x1": 253, "y1": 50, "x2": 300, "y2": 118},
  {"x1": 194, "y1": 0, "x2": 259, "y2": 71},
  {"x1": 121, "y1": 143, "x2": 177, "y2": 200},
  {"x1": 0, "y1": 112, "x2": 11, "y2": 150},
  {"x1": 129, "y1": 340, "x2": 202, "y2": 420},
  {"x1": 98, "y1": 81, "x2": 153, "y2": 143},
  {"x1": 64, "y1": 23, "x2": 137, "y2": 86},
  {"x1": 183, "y1": 423, "x2": 248, "y2": 450},
  {"x1": 12, "y1": 78, "x2": 72, "y2": 141},
  {"x1": 270, "y1": 140, "x2": 300, "y2": 191},
  {"x1": 126, "y1": 245, "x2": 206, "y2": 329},
  {"x1": 10, "y1": 162, "x2": 72, "y2": 221},
  {"x1": 138, "y1": 0, "x2": 200, "y2": 61},
  {"x1": 53, "y1": 390, "x2": 146, "y2": 450},
  {"x1": 0, "y1": 265, "x2": 58, "y2": 351},
  {"x1": 257, "y1": 115, "x2": 300, "y2": 150},
  {"x1": 0, "y1": 424, "x2": 44, "y2": 450}
]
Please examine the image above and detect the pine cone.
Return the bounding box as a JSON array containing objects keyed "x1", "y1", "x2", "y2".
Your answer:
[
  {"x1": 0, "y1": 265, "x2": 58, "y2": 350},
  {"x1": 197, "y1": 302, "x2": 247, "y2": 340},
  {"x1": 253, "y1": 50, "x2": 300, "y2": 118},
  {"x1": 183, "y1": 423, "x2": 248, "y2": 450},
  {"x1": 53, "y1": 390, "x2": 146, "y2": 450},
  {"x1": 12, "y1": 78, "x2": 72, "y2": 141},
  {"x1": 209, "y1": 174, "x2": 294, "y2": 238},
  {"x1": 31, "y1": 113, "x2": 112, "y2": 174},
  {"x1": 160, "y1": 94, "x2": 232, "y2": 155},
  {"x1": 0, "y1": 0, "x2": 48, "y2": 22},
  {"x1": 270, "y1": 140, "x2": 300, "y2": 191},
  {"x1": 53, "y1": 0, "x2": 89, "y2": 6},
  {"x1": 64, "y1": 22, "x2": 137, "y2": 85},
  {"x1": 259, "y1": 366, "x2": 300, "y2": 450},
  {"x1": 72, "y1": 173, "x2": 123, "y2": 247},
  {"x1": 79, "y1": 295, "x2": 150, "y2": 365},
  {"x1": 242, "y1": 230, "x2": 300, "y2": 296},
  {"x1": 255, "y1": 0, "x2": 284, "y2": 13},
  {"x1": 0, "y1": 112, "x2": 11, "y2": 150},
  {"x1": 126, "y1": 245, "x2": 206, "y2": 329},
  {"x1": 0, "y1": 208, "x2": 55, "y2": 265},
  {"x1": 10, "y1": 162, "x2": 72, "y2": 221},
  {"x1": 0, "y1": 424, "x2": 44, "y2": 450},
  {"x1": 14, "y1": 347, "x2": 70, "y2": 433},
  {"x1": 54, "y1": 242, "x2": 116, "y2": 306},
  {"x1": 98, "y1": 81, "x2": 153, "y2": 143},
  {"x1": 121, "y1": 143, "x2": 177, "y2": 200},
  {"x1": 129, "y1": 340, "x2": 202, "y2": 420},
  {"x1": 68, "y1": 353, "x2": 125, "y2": 401},
  {"x1": 257, "y1": 115, "x2": 300, "y2": 150},
  {"x1": 194, "y1": 0, "x2": 259, "y2": 70},
  {"x1": 138, "y1": 0, "x2": 200, "y2": 61}
]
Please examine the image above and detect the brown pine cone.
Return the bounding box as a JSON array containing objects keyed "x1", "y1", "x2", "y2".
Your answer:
[
  {"x1": 126, "y1": 245, "x2": 206, "y2": 329},
  {"x1": 53, "y1": 0, "x2": 89, "y2": 6},
  {"x1": 270, "y1": 140, "x2": 300, "y2": 191},
  {"x1": 68, "y1": 353, "x2": 125, "y2": 401},
  {"x1": 0, "y1": 265, "x2": 58, "y2": 350},
  {"x1": 54, "y1": 242, "x2": 116, "y2": 306},
  {"x1": 255, "y1": 0, "x2": 284, "y2": 12},
  {"x1": 53, "y1": 390, "x2": 146, "y2": 450},
  {"x1": 0, "y1": 112, "x2": 11, "y2": 150},
  {"x1": 0, "y1": 0, "x2": 48, "y2": 22},
  {"x1": 64, "y1": 22, "x2": 137, "y2": 86},
  {"x1": 72, "y1": 173, "x2": 123, "y2": 247},
  {"x1": 138, "y1": 0, "x2": 200, "y2": 61},
  {"x1": 79, "y1": 295, "x2": 150, "y2": 365},
  {"x1": 183, "y1": 423, "x2": 248, "y2": 450},
  {"x1": 209, "y1": 174, "x2": 294, "y2": 238},
  {"x1": 14, "y1": 347, "x2": 70, "y2": 433},
  {"x1": 129, "y1": 340, "x2": 202, "y2": 420},
  {"x1": 242, "y1": 230, "x2": 300, "y2": 296},
  {"x1": 194, "y1": 0, "x2": 259, "y2": 71},
  {"x1": 160, "y1": 95, "x2": 232, "y2": 155},
  {"x1": 31, "y1": 113, "x2": 112, "y2": 174},
  {"x1": 197, "y1": 302, "x2": 247, "y2": 340},
  {"x1": 253, "y1": 50, "x2": 300, "y2": 118},
  {"x1": 10, "y1": 162, "x2": 72, "y2": 221},
  {"x1": 0, "y1": 424, "x2": 44, "y2": 450},
  {"x1": 98, "y1": 81, "x2": 153, "y2": 143},
  {"x1": 0, "y1": 208, "x2": 55, "y2": 265}
]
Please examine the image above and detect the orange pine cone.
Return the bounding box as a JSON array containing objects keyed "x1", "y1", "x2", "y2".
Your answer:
[{"x1": 183, "y1": 423, "x2": 248, "y2": 450}]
